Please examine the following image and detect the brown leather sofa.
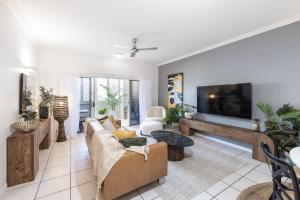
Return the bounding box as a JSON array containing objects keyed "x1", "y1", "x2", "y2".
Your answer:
[{"x1": 86, "y1": 122, "x2": 168, "y2": 200}]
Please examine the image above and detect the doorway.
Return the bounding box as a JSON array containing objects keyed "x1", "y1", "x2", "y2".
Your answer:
[
  {"x1": 79, "y1": 77, "x2": 139, "y2": 130},
  {"x1": 129, "y1": 80, "x2": 140, "y2": 126}
]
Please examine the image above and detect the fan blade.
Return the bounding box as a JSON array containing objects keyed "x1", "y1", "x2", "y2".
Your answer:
[{"x1": 137, "y1": 47, "x2": 158, "y2": 51}]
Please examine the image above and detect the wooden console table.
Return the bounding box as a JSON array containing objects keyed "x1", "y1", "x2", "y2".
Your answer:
[
  {"x1": 180, "y1": 118, "x2": 274, "y2": 162},
  {"x1": 7, "y1": 118, "x2": 51, "y2": 187}
]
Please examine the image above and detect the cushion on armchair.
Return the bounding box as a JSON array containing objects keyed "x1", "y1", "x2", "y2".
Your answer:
[{"x1": 146, "y1": 106, "x2": 166, "y2": 122}]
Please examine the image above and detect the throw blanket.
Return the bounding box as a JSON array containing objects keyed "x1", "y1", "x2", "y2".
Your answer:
[{"x1": 90, "y1": 130, "x2": 149, "y2": 200}]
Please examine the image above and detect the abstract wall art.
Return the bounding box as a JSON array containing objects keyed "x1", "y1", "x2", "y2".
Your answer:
[{"x1": 168, "y1": 73, "x2": 183, "y2": 109}]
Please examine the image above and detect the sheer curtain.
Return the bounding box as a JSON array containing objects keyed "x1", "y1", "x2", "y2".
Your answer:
[
  {"x1": 139, "y1": 79, "x2": 152, "y2": 123},
  {"x1": 57, "y1": 73, "x2": 80, "y2": 138}
]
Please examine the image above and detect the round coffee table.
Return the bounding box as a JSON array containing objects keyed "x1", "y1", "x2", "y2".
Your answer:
[{"x1": 151, "y1": 130, "x2": 194, "y2": 161}]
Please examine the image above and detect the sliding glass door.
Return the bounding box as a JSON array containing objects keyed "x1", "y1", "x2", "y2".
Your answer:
[
  {"x1": 129, "y1": 80, "x2": 140, "y2": 126},
  {"x1": 79, "y1": 77, "x2": 93, "y2": 132},
  {"x1": 94, "y1": 78, "x2": 130, "y2": 126},
  {"x1": 79, "y1": 77, "x2": 139, "y2": 129}
]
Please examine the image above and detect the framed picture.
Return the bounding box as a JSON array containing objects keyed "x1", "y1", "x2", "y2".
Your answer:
[
  {"x1": 19, "y1": 73, "x2": 36, "y2": 113},
  {"x1": 168, "y1": 73, "x2": 183, "y2": 109}
]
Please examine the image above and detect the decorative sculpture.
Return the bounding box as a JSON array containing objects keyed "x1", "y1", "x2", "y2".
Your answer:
[{"x1": 53, "y1": 96, "x2": 69, "y2": 142}]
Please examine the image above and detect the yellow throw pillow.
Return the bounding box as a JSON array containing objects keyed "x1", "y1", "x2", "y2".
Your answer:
[
  {"x1": 108, "y1": 115, "x2": 121, "y2": 129},
  {"x1": 113, "y1": 130, "x2": 137, "y2": 140}
]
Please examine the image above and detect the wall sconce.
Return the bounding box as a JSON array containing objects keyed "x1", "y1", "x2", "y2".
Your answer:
[{"x1": 21, "y1": 66, "x2": 37, "y2": 75}]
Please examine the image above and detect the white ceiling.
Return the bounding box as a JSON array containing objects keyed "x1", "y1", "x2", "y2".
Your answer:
[{"x1": 13, "y1": 0, "x2": 300, "y2": 65}]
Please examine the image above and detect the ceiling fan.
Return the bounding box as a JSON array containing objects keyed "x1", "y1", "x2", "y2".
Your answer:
[{"x1": 130, "y1": 38, "x2": 158, "y2": 57}]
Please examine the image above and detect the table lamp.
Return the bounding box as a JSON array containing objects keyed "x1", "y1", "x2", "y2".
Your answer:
[{"x1": 53, "y1": 96, "x2": 69, "y2": 142}]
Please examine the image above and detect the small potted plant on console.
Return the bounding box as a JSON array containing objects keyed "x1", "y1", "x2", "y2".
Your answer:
[{"x1": 38, "y1": 86, "x2": 54, "y2": 119}]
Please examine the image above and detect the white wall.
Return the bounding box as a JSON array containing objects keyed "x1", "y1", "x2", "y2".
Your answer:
[
  {"x1": 37, "y1": 48, "x2": 158, "y2": 137},
  {"x1": 0, "y1": 1, "x2": 38, "y2": 190}
]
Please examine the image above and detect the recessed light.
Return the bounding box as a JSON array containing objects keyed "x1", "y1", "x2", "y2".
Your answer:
[
  {"x1": 114, "y1": 45, "x2": 126, "y2": 49},
  {"x1": 114, "y1": 53, "x2": 123, "y2": 58}
]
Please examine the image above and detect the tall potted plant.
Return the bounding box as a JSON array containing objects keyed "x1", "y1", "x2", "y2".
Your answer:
[
  {"x1": 257, "y1": 102, "x2": 300, "y2": 155},
  {"x1": 39, "y1": 86, "x2": 54, "y2": 119},
  {"x1": 100, "y1": 84, "x2": 126, "y2": 116}
]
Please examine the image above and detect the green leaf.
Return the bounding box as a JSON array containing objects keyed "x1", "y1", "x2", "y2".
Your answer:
[
  {"x1": 276, "y1": 103, "x2": 295, "y2": 116},
  {"x1": 99, "y1": 84, "x2": 126, "y2": 111},
  {"x1": 257, "y1": 102, "x2": 275, "y2": 120},
  {"x1": 279, "y1": 109, "x2": 300, "y2": 120}
]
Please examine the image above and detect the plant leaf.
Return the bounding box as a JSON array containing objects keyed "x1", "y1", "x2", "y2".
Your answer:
[{"x1": 257, "y1": 102, "x2": 275, "y2": 119}]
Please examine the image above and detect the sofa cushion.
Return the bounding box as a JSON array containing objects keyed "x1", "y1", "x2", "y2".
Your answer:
[
  {"x1": 108, "y1": 115, "x2": 121, "y2": 129},
  {"x1": 113, "y1": 130, "x2": 137, "y2": 140},
  {"x1": 102, "y1": 118, "x2": 116, "y2": 131},
  {"x1": 119, "y1": 137, "x2": 147, "y2": 148},
  {"x1": 89, "y1": 119, "x2": 105, "y2": 132}
]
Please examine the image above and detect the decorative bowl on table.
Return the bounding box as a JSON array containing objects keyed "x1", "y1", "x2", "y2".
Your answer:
[
  {"x1": 11, "y1": 120, "x2": 38, "y2": 133},
  {"x1": 184, "y1": 112, "x2": 193, "y2": 119}
]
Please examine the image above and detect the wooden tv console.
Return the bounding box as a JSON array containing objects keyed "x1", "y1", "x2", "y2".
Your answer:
[{"x1": 180, "y1": 118, "x2": 274, "y2": 162}]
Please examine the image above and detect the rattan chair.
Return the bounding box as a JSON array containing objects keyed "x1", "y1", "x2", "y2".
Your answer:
[{"x1": 261, "y1": 143, "x2": 300, "y2": 200}]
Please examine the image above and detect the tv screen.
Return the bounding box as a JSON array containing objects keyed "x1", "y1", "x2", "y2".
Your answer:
[{"x1": 197, "y1": 83, "x2": 252, "y2": 119}]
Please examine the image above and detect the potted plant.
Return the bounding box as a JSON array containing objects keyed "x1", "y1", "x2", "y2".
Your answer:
[
  {"x1": 100, "y1": 84, "x2": 126, "y2": 117},
  {"x1": 12, "y1": 89, "x2": 38, "y2": 133},
  {"x1": 22, "y1": 87, "x2": 33, "y2": 111},
  {"x1": 165, "y1": 107, "x2": 184, "y2": 129},
  {"x1": 98, "y1": 107, "x2": 108, "y2": 119},
  {"x1": 257, "y1": 102, "x2": 300, "y2": 156},
  {"x1": 38, "y1": 86, "x2": 54, "y2": 119}
]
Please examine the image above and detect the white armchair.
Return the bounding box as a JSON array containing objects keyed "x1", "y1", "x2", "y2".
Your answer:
[{"x1": 145, "y1": 106, "x2": 166, "y2": 123}]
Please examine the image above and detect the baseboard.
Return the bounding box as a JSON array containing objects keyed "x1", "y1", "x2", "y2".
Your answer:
[
  {"x1": 0, "y1": 182, "x2": 7, "y2": 193},
  {"x1": 196, "y1": 133, "x2": 252, "y2": 153}
]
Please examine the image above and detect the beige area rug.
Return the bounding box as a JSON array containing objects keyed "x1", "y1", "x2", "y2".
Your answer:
[{"x1": 150, "y1": 135, "x2": 247, "y2": 200}]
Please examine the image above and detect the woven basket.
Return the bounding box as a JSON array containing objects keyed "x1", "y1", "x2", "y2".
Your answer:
[
  {"x1": 237, "y1": 182, "x2": 273, "y2": 200},
  {"x1": 11, "y1": 120, "x2": 38, "y2": 133}
]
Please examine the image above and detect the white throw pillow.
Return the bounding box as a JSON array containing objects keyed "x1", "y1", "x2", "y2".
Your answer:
[
  {"x1": 89, "y1": 120, "x2": 105, "y2": 132},
  {"x1": 102, "y1": 119, "x2": 116, "y2": 131}
]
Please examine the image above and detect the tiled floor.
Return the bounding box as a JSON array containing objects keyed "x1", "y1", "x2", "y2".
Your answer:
[{"x1": 0, "y1": 130, "x2": 272, "y2": 200}]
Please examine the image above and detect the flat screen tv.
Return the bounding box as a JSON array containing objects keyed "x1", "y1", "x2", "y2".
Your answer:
[{"x1": 197, "y1": 83, "x2": 252, "y2": 119}]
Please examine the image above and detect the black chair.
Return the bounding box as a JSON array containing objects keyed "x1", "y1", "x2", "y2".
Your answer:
[{"x1": 261, "y1": 143, "x2": 300, "y2": 200}]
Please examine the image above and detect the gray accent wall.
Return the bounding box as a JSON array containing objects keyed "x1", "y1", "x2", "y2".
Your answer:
[{"x1": 159, "y1": 21, "x2": 300, "y2": 130}]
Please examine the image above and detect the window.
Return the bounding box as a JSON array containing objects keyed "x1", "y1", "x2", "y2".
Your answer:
[
  {"x1": 96, "y1": 78, "x2": 124, "y2": 101},
  {"x1": 80, "y1": 78, "x2": 91, "y2": 102},
  {"x1": 96, "y1": 78, "x2": 108, "y2": 100},
  {"x1": 109, "y1": 79, "x2": 120, "y2": 94}
]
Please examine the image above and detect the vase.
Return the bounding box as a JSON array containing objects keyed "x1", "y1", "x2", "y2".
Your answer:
[
  {"x1": 172, "y1": 122, "x2": 179, "y2": 129},
  {"x1": 39, "y1": 106, "x2": 49, "y2": 119},
  {"x1": 252, "y1": 119, "x2": 261, "y2": 132},
  {"x1": 184, "y1": 112, "x2": 193, "y2": 119}
]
